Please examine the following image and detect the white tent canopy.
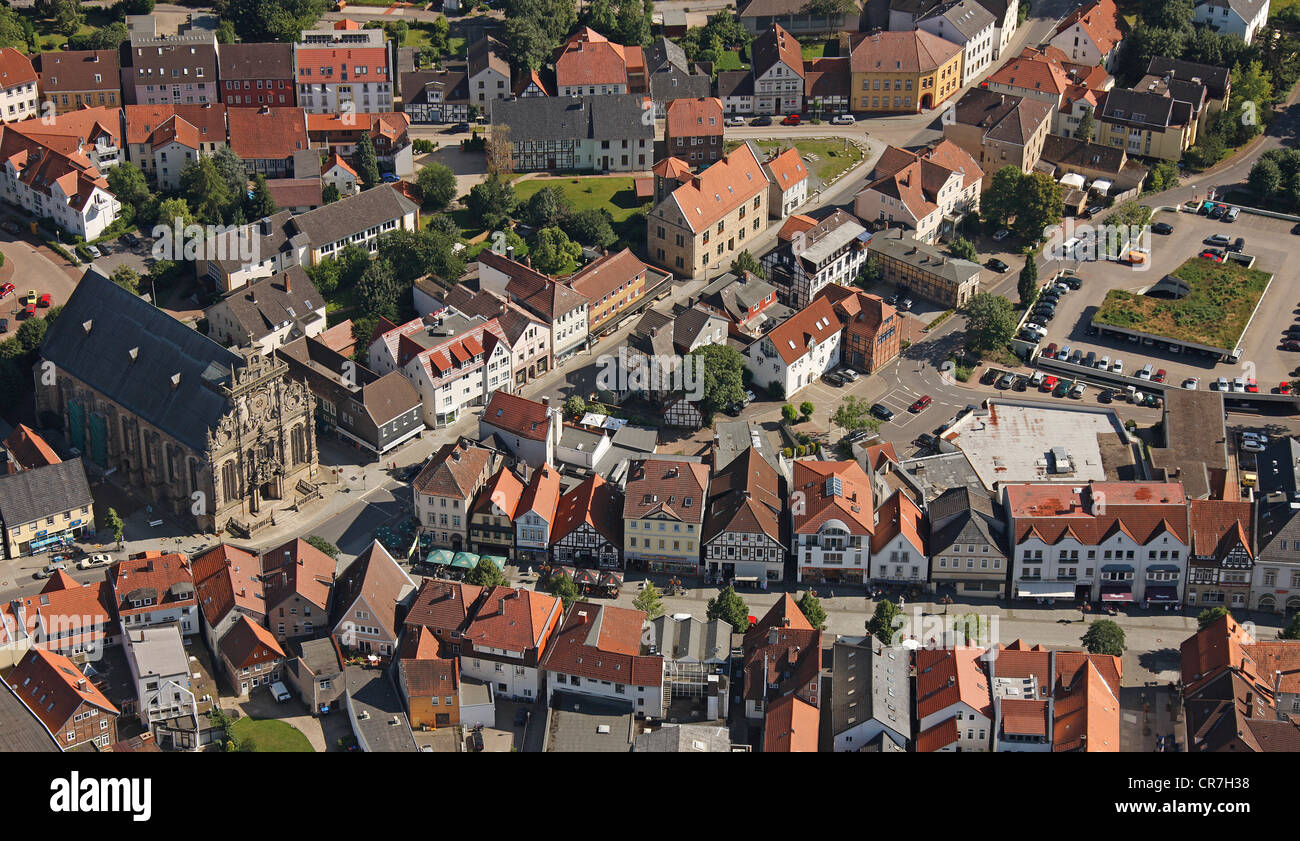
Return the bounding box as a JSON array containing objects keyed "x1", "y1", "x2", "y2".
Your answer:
[{"x1": 1059, "y1": 172, "x2": 1086, "y2": 190}]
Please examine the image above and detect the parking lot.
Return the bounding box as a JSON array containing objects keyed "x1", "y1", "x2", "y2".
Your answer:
[{"x1": 1029, "y1": 208, "x2": 1300, "y2": 398}]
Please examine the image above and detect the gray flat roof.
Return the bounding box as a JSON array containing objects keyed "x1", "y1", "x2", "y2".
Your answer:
[
  {"x1": 544, "y1": 690, "x2": 635, "y2": 752},
  {"x1": 345, "y1": 666, "x2": 419, "y2": 753}
]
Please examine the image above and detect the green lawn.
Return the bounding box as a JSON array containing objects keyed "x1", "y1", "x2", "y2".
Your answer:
[
  {"x1": 230, "y1": 717, "x2": 314, "y2": 752},
  {"x1": 513, "y1": 176, "x2": 649, "y2": 224},
  {"x1": 1093, "y1": 257, "x2": 1272, "y2": 349},
  {"x1": 726, "y1": 138, "x2": 864, "y2": 184},
  {"x1": 713, "y1": 50, "x2": 748, "y2": 72},
  {"x1": 800, "y1": 39, "x2": 840, "y2": 59}
]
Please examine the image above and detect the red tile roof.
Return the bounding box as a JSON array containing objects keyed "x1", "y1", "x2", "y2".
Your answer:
[
  {"x1": 0, "y1": 577, "x2": 114, "y2": 651},
  {"x1": 763, "y1": 694, "x2": 819, "y2": 751},
  {"x1": 871, "y1": 489, "x2": 927, "y2": 554},
  {"x1": 1053, "y1": 657, "x2": 1120, "y2": 751},
  {"x1": 1181, "y1": 613, "x2": 1261, "y2": 695},
  {"x1": 404, "y1": 578, "x2": 483, "y2": 634},
  {"x1": 752, "y1": 23, "x2": 805, "y2": 79},
  {"x1": 481, "y1": 390, "x2": 552, "y2": 442},
  {"x1": 916, "y1": 647, "x2": 992, "y2": 718},
  {"x1": 108, "y1": 553, "x2": 196, "y2": 616},
  {"x1": 295, "y1": 47, "x2": 389, "y2": 83},
  {"x1": 791, "y1": 459, "x2": 874, "y2": 536},
  {"x1": 742, "y1": 596, "x2": 820, "y2": 704},
  {"x1": 1053, "y1": 0, "x2": 1123, "y2": 55},
  {"x1": 761, "y1": 294, "x2": 841, "y2": 366},
  {"x1": 399, "y1": 655, "x2": 459, "y2": 697},
  {"x1": 518, "y1": 463, "x2": 562, "y2": 527},
  {"x1": 1188, "y1": 499, "x2": 1253, "y2": 560},
  {"x1": 3, "y1": 424, "x2": 60, "y2": 471},
  {"x1": 462, "y1": 586, "x2": 561, "y2": 656},
  {"x1": 915, "y1": 716, "x2": 960, "y2": 751},
  {"x1": 540, "y1": 601, "x2": 663, "y2": 686},
  {"x1": 261, "y1": 538, "x2": 335, "y2": 614},
  {"x1": 665, "y1": 97, "x2": 723, "y2": 139},
  {"x1": 568, "y1": 248, "x2": 649, "y2": 304},
  {"x1": 472, "y1": 465, "x2": 524, "y2": 519},
  {"x1": 226, "y1": 106, "x2": 308, "y2": 161},
  {"x1": 6, "y1": 648, "x2": 117, "y2": 733},
  {"x1": 663, "y1": 141, "x2": 767, "y2": 234},
  {"x1": 552, "y1": 473, "x2": 623, "y2": 546},
  {"x1": 762, "y1": 146, "x2": 808, "y2": 191},
  {"x1": 331, "y1": 541, "x2": 415, "y2": 640},
  {"x1": 555, "y1": 28, "x2": 632, "y2": 89},
  {"x1": 850, "y1": 29, "x2": 961, "y2": 74},
  {"x1": 192, "y1": 543, "x2": 264, "y2": 627},
  {"x1": 1005, "y1": 481, "x2": 1188, "y2": 545},
  {"x1": 623, "y1": 459, "x2": 710, "y2": 524},
  {"x1": 219, "y1": 615, "x2": 286, "y2": 669},
  {"x1": 0, "y1": 47, "x2": 37, "y2": 90}
]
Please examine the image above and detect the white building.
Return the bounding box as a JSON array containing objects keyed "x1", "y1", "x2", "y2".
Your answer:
[
  {"x1": 203, "y1": 267, "x2": 326, "y2": 354},
  {"x1": 854, "y1": 140, "x2": 983, "y2": 245},
  {"x1": 974, "y1": 0, "x2": 1021, "y2": 60},
  {"x1": 459, "y1": 587, "x2": 562, "y2": 701},
  {"x1": 294, "y1": 28, "x2": 393, "y2": 114},
  {"x1": 516, "y1": 463, "x2": 562, "y2": 566},
  {"x1": 0, "y1": 126, "x2": 121, "y2": 241},
  {"x1": 744, "y1": 294, "x2": 842, "y2": 398},
  {"x1": 0, "y1": 48, "x2": 39, "y2": 123},
  {"x1": 1194, "y1": 0, "x2": 1270, "y2": 45},
  {"x1": 751, "y1": 24, "x2": 805, "y2": 115},
  {"x1": 791, "y1": 460, "x2": 875, "y2": 584},
  {"x1": 918, "y1": 0, "x2": 998, "y2": 86},
  {"x1": 764, "y1": 210, "x2": 868, "y2": 308},
  {"x1": 869, "y1": 490, "x2": 929, "y2": 586},
  {"x1": 123, "y1": 625, "x2": 199, "y2": 729},
  {"x1": 761, "y1": 146, "x2": 810, "y2": 220},
  {"x1": 1004, "y1": 482, "x2": 1189, "y2": 606},
  {"x1": 477, "y1": 251, "x2": 591, "y2": 362},
  {"x1": 540, "y1": 602, "x2": 666, "y2": 718},
  {"x1": 914, "y1": 646, "x2": 993, "y2": 752},
  {"x1": 1047, "y1": 0, "x2": 1124, "y2": 70}
]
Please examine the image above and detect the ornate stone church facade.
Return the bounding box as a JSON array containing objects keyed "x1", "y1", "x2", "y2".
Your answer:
[{"x1": 36, "y1": 267, "x2": 319, "y2": 534}]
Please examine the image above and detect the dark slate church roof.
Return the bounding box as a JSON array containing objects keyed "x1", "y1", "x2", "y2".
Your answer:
[{"x1": 39, "y1": 267, "x2": 241, "y2": 453}]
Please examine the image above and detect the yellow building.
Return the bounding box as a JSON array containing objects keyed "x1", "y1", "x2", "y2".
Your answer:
[
  {"x1": 569, "y1": 248, "x2": 661, "y2": 334},
  {"x1": 849, "y1": 30, "x2": 963, "y2": 113},
  {"x1": 0, "y1": 460, "x2": 95, "y2": 559},
  {"x1": 622, "y1": 459, "x2": 710, "y2": 575}
]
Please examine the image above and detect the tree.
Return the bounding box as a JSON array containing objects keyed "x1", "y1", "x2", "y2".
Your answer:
[
  {"x1": 466, "y1": 557, "x2": 508, "y2": 587},
  {"x1": 355, "y1": 258, "x2": 401, "y2": 321},
  {"x1": 503, "y1": 0, "x2": 578, "y2": 71},
  {"x1": 949, "y1": 237, "x2": 977, "y2": 262},
  {"x1": 485, "y1": 123, "x2": 514, "y2": 176},
  {"x1": 981, "y1": 165, "x2": 1023, "y2": 229},
  {"x1": 730, "y1": 249, "x2": 764, "y2": 278},
  {"x1": 1075, "y1": 105, "x2": 1096, "y2": 142},
  {"x1": 564, "y1": 395, "x2": 587, "y2": 416},
  {"x1": 1280, "y1": 612, "x2": 1300, "y2": 640},
  {"x1": 1081, "y1": 619, "x2": 1126, "y2": 656},
  {"x1": 797, "y1": 591, "x2": 826, "y2": 629},
  {"x1": 220, "y1": 0, "x2": 328, "y2": 43},
  {"x1": 562, "y1": 208, "x2": 617, "y2": 248},
  {"x1": 706, "y1": 585, "x2": 750, "y2": 629},
  {"x1": 106, "y1": 161, "x2": 149, "y2": 210},
  {"x1": 1148, "y1": 160, "x2": 1180, "y2": 193},
  {"x1": 355, "y1": 134, "x2": 381, "y2": 189},
  {"x1": 416, "y1": 163, "x2": 457, "y2": 210},
  {"x1": 1014, "y1": 171, "x2": 1064, "y2": 240},
  {"x1": 216, "y1": 18, "x2": 237, "y2": 44},
  {"x1": 633, "y1": 581, "x2": 665, "y2": 619},
  {"x1": 960, "y1": 292, "x2": 1017, "y2": 353},
  {"x1": 867, "y1": 599, "x2": 902, "y2": 646},
  {"x1": 1149, "y1": 0, "x2": 1193, "y2": 32},
  {"x1": 1018, "y1": 255, "x2": 1038, "y2": 307},
  {"x1": 782, "y1": 403, "x2": 798, "y2": 423},
  {"x1": 110, "y1": 265, "x2": 141, "y2": 295},
  {"x1": 304, "y1": 535, "x2": 340, "y2": 559},
  {"x1": 503, "y1": 16, "x2": 554, "y2": 72},
  {"x1": 522, "y1": 185, "x2": 574, "y2": 229},
  {"x1": 1198, "y1": 606, "x2": 1231, "y2": 630},
  {"x1": 180, "y1": 157, "x2": 233, "y2": 225},
  {"x1": 322, "y1": 183, "x2": 341, "y2": 204},
  {"x1": 830, "y1": 394, "x2": 880, "y2": 436},
  {"x1": 245, "y1": 173, "x2": 278, "y2": 220},
  {"x1": 103, "y1": 507, "x2": 125, "y2": 546},
  {"x1": 376, "y1": 228, "x2": 465, "y2": 284},
  {"x1": 547, "y1": 572, "x2": 580, "y2": 609},
  {"x1": 799, "y1": 400, "x2": 814, "y2": 419},
  {"x1": 15, "y1": 316, "x2": 47, "y2": 354},
  {"x1": 211, "y1": 147, "x2": 248, "y2": 203},
  {"x1": 689, "y1": 344, "x2": 746, "y2": 422},
  {"x1": 427, "y1": 213, "x2": 462, "y2": 241},
  {"x1": 1250, "y1": 155, "x2": 1282, "y2": 197},
  {"x1": 466, "y1": 174, "x2": 517, "y2": 233},
  {"x1": 530, "y1": 226, "x2": 582, "y2": 275}
]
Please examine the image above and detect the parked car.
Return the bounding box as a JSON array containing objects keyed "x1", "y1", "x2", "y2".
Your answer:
[
  {"x1": 992, "y1": 229, "x2": 1011, "y2": 241},
  {"x1": 77, "y1": 553, "x2": 112, "y2": 570},
  {"x1": 1096, "y1": 355, "x2": 1110, "y2": 370},
  {"x1": 980, "y1": 368, "x2": 1000, "y2": 385},
  {"x1": 1085, "y1": 205, "x2": 1104, "y2": 218},
  {"x1": 22, "y1": 289, "x2": 36, "y2": 305},
  {"x1": 1040, "y1": 375, "x2": 1059, "y2": 392},
  {"x1": 725, "y1": 116, "x2": 746, "y2": 126},
  {"x1": 1212, "y1": 376, "x2": 1230, "y2": 391},
  {"x1": 447, "y1": 121, "x2": 471, "y2": 133},
  {"x1": 916, "y1": 432, "x2": 938, "y2": 449},
  {"x1": 1137, "y1": 364, "x2": 1153, "y2": 380},
  {"x1": 1098, "y1": 389, "x2": 1114, "y2": 403},
  {"x1": 381, "y1": 173, "x2": 401, "y2": 183},
  {"x1": 751, "y1": 115, "x2": 773, "y2": 126},
  {"x1": 1242, "y1": 440, "x2": 1266, "y2": 453},
  {"x1": 1152, "y1": 222, "x2": 1174, "y2": 235},
  {"x1": 1085, "y1": 351, "x2": 1097, "y2": 368},
  {"x1": 1205, "y1": 234, "x2": 1231, "y2": 247},
  {"x1": 822, "y1": 371, "x2": 845, "y2": 386},
  {"x1": 1225, "y1": 206, "x2": 1240, "y2": 222},
  {"x1": 870, "y1": 403, "x2": 895, "y2": 421},
  {"x1": 1285, "y1": 339, "x2": 1300, "y2": 351},
  {"x1": 1279, "y1": 382, "x2": 1293, "y2": 395},
  {"x1": 831, "y1": 114, "x2": 855, "y2": 125},
  {"x1": 910, "y1": 395, "x2": 933, "y2": 412},
  {"x1": 780, "y1": 114, "x2": 801, "y2": 126},
  {"x1": 34, "y1": 562, "x2": 66, "y2": 579},
  {"x1": 1069, "y1": 382, "x2": 1086, "y2": 398},
  {"x1": 1053, "y1": 379, "x2": 1072, "y2": 397},
  {"x1": 121, "y1": 232, "x2": 140, "y2": 247},
  {"x1": 0, "y1": 220, "x2": 20, "y2": 235},
  {"x1": 1232, "y1": 377, "x2": 1247, "y2": 393},
  {"x1": 85, "y1": 245, "x2": 101, "y2": 259},
  {"x1": 1060, "y1": 274, "x2": 1082, "y2": 290},
  {"x1": 1199, "y1": 249, "x2": 1224, "y2": 262},
  {"x1": 1112, "y1": 359, "x2": 1124, "y2": 375},
  {"x1": 897, "y1": 297, "x2": 913, "y2": 312},
  {"x1": 997, "y1": 372, "x2": 1015, "y2": 389},
  {"x1": 986, "y1": 258, "x2": 1009, "y2": 273},
  {"x1": 1154, "y1": 369, "x2": 1166, "y2": 383},
  {"x1": 0, "y1": 282, "x2": 12, "y2": 298},
  {"x1": 838, "y1": 369, "x2": 859, "y2": 382},
  {"x1": 37, "y1": 293, "x2": 51, "y2": 307},
  {"x1": 1227, "y1": 237, "x2": 1245, "y2": 253},
  {"x1": 1012, "y1": 375, "x2": 1028, "y2": 392},
  {"x1": 1246, "y1": 377, "x2": 1259, "y2": 393},
  {"x1": 23, "y1": 302, "x2": 35, "y2": 318},
  {"x1": 1056, "y1": 346, "x2": 1071, "y2": 361},
  {"x1": 1208, "y1": 204, "x2": 1226, "y2": 220},
  {"x1": 1183, "y1": 377, "x2": 1200, "y2": 390},
  {"x1": 1242, "y1": 431, "x2": 1269, "y2": 445}
]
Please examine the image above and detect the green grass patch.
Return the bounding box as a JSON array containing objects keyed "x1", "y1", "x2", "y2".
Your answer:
[
  {"x1": 725, "y1": 138, "x2": 864, "y2": 183},
  {"x1": 513, "y1": 176, "x2": 648, "y2": 224},
  {"x1": 1094, "y1": 257, "x2": 1272, "y2": 349},
  {"x1": 713, "y1": 50, "x2": 748, "y2": 72},
  {"x1": 229, "y1": 717, "x2": 314, "y2": 752},
  {"x1": 799, "y1": 39, "x2": 839, "y2": 59}
]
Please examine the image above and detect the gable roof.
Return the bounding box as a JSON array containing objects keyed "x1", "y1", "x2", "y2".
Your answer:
[
  {"x1": 1053, "y1": 0, "x2": 1123, "y2": 55},
  {"x1": 0, "y1": 458, "x2": 91, "y2": 526},
  {"x1": 481, "y1": 390, "x2": 552, "y2": 442},
  {"x1": 761, "y1": 146, "x2": 808, "y2": 191},
  {"x1": 540, "y1": 601, "x2": 663, "y2": 686},
  {"x1": 915, "y1": 646, "x2": 992, "y2": 718},
  {"x1": 791, "y1": 459, "x2": 875, "y2": 535},
  {"x1": 472, "y1": 465, "x2": 525, "y2": 519},
  {"x1": 763, "y1": 694, "x2": 819, "y2": 751},
  {"x1": 226, "y1": 106, "x2": 308, "y2": 161},
  {"x1": 36, "y1": 49, "x2": 118, "y2": 93},
  {"x1": 704, "y1": 447, "x2": 782, "y2": 545},
  {"x1": 218, "y1": 42, "x2": 294, "y2": 80},
  {"x1": 870, "y1": 488, "x2": 928, "y2": 554},
  {"x1": 7, "y1": 648, "x2": 117, "y2": 733},
  {"x1": 624, "y1": 459, "x2": 710, "y2": 524},
  {"x1": 518, "y1": 462, "x2": 562, "y2": 525},
  {"x1": 191, "y1": 543, "x2": 264, "y2": 627},
  {"x1": 261, "y1": 537, "x2": 335, "y2": 613},
  {"x1": 952, "y1": 88, "x2": 1053, "y2": 145},
  {"x1": 742, "y1": 595, "x2": 820, "y2": 705},
  {"x1": 463, "y1": 586, "x2": 561, "y2": 654},
  {"x1": 0, "y1": 47, "x2": 36, "y2": 91},
  {"x1": 752, "y1": 24, "x2": 805, "y2": 79},
  {"x1": 404, "y1": 578, "x2": 483, "y2": 635},
  {"x1": 659, "y1": 141, "x2": 767, "y2": 234},
  {"x1": 552, "y1": 473, "x2": 623, "y2": 546},
  {"x1": 330, "y1": 541, "x2": 416, "y2": 639},
  {"x1": 413, "y1": 439, "x2": 495, "y2": 500},
  {"x1": 555, "y1": 27, "x2": 632, "y2": 89},
  {"x1": 1006, "y1": 481, "x2": 1189, "y2": 545},
  {"x1": 760, "y1": 294, "x2": 841, "y2": 365},
  {"x1": 39, "y1": 267, "x2": 242, "y2": 452},
  {"x1": 850, "y1": 29, "x2": 961, "y2": 74}
]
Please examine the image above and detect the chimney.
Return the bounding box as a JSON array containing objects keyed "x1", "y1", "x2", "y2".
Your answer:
[
  {"x1": 284, "y1": 272, "x2": 291, "y2": 294},
  {"x1": 506, "y1": 244, "x2": 515, "y2": 260},
  {"x1": 577, "y1": 610, "x2": 588, "y2": 624},
  {"x1": 249, "y1": 286, "x2": 257, "y2": 303},
  {"x1": 523, "y1": 255, "x2": 531, "y2": 267},
  {"x1": 782, "y1": 616, "x2": 790, "y2": 627}
]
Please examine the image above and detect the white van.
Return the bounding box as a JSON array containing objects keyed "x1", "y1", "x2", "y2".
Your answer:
[
  {"x1": 271, "y1": 681, "x2": 292, "y2": 703},
  {"x1": 1029, "y1": 371, "x2": 1044, "y2": 387}
]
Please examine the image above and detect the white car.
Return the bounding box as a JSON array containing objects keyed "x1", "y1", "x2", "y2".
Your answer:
[
  {"x1": 1242, "y1": 440, "x2": 1266, "y2": 453},
  {"x1": 1112, "y1": 359, "x2": 1124, "y2": 375},
  {"x1": 1182, "y1": 377, "x2": 1200, "y2": 390},
  {"x1": 1137, "y1": 364, "x2": 1153, "y2": 381},
  {"x1": 1232, "y1": 377, "x2": 1247, "y2": 393},
  {"x1": 77, "y1": 553, "x2": 113, "y2": 570},
  {"x1": 1242, "y1": 431, "x2": 1270, "y2": 445},
  {"x1": 1213, "y1": 377, "x2": 1229, "y2": 391},
  {"x1": 86, "y1": 245, "x2": 101, "y2": 259},
  {"x1": 35, "y1": 562, "x2": 66, "y2": 579},
  {"x1": 831, "y1": 114, "x2": 856, "y2": 125},
  {"x1": 724, "y1": 116, "x2": 746, "y2": 127}
]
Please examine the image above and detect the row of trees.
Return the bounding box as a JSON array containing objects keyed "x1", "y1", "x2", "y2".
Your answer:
[{"x1": 1247, "y1": 147, "x2": 1300, "y2": 211}]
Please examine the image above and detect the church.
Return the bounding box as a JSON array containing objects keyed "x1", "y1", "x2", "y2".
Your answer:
[{"x1": 36, "y1": 267, "x2": 320, "y2": 535}]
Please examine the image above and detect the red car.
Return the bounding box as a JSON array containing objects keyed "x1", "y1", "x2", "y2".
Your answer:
[
  {"x1": 1199, "y1": 249, "x2": 1224, "y2": 262},
  {"x1": 0, "y1": 282, "x2": 13, "y2": 298},
  {"x1": 1246, "y1": 377, "x2": 1258, "y2": 393},
  {"x1": 1279, "y1": 382, "x2": 1293, "y2": 395},
  {"x1": 1154, "y1": 369, "x2": 1166, "y2": 383},
  {"x1": 23, "y1": 302, "x2": 36, "y2": 318},
  {"x1": 909, "y1": 395, "x2": 932, "y2": 413},
  {"x1": 781, "y1": 114, "x2": 801, "y2": 126},
  {"x1": 37, "y1": 292, "x2": 51, "y2": 307},
  {"x1": 1041, "y1": 375, "x2": 1059, "y2": 392}
]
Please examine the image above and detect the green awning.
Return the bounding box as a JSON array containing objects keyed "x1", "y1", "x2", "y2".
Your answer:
[
  {"x1": 481, "y1": 555, "x2": 507, "y2": 571},
  {"x1": 426, "y1": 549, "x2": 454, "y2": 566},
  {"x1": 451, "y1": 552, "x2": 479, "y2": 569}
]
